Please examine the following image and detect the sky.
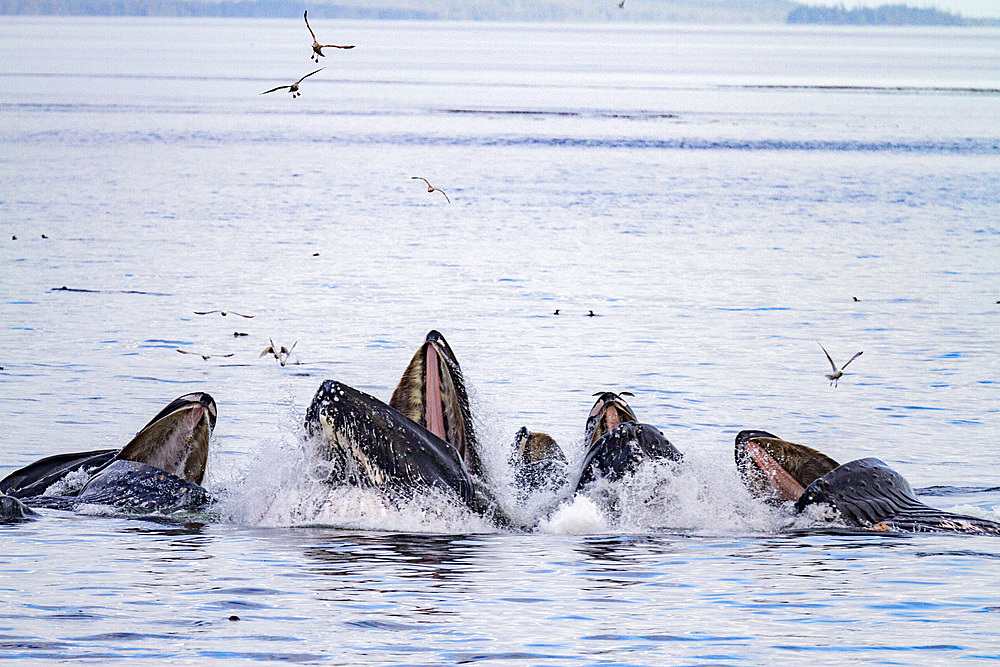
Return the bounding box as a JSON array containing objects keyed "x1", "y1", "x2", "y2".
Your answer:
[{"x1": 801, "y1": 0, "x2": 1000, "y2": 18}]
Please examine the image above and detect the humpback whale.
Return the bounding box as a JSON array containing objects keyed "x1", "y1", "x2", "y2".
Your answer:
[
  {"x1": 573, "y1": 392, "x2": 682, "y2": 490},
  {"x1": 735, "y1": 430, "x2": 1000, "y2": 535},
  {"x1": 0, "y1": 393, "x2": 216, "y2": 515},
  {"x1": 305, "y1": 332, "x2": 509, "y2": 523},
  {"x1": 509, "y1": 427, "x2": 567, "y2": 492}
]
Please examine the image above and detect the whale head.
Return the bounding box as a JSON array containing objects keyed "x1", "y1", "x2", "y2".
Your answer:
[
  {"x1": 115, "y1": 392, "x2": 217, "y2": 485},
  {"x1": 389, "y1": 330, "x2": 481, "y2": 475},
  {"x1": 585, "y1": 391, "x2": 639, "y2": 446},
  {"x1": 734, "y1": 430, "x2": 840, "y2": 503}
]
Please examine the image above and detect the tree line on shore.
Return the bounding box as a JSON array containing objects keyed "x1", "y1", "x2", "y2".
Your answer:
[{"x1": 1, "y1": 0, "x2": 996, "y2": 25}]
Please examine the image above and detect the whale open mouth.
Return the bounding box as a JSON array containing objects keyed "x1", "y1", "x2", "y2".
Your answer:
[
  {"x1": 389, "y1": 330, "x2": 480, "y2": 475},
  {"x1": 585, "y1": 392, "x2": 639, "y2": 446},
  {"x1": 734, "y1": 430, "x2": 839, "y2": 503},
  {"x1": 115, "y1": 392, "x2": 217, "y2": 485}
]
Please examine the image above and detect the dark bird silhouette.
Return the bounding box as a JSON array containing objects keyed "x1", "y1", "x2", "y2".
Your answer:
[
  {"x1": 618, "y1": 0, "x2": 625, "y2": 7},
  {"x1": 194, "y1": 310, "x2": 253, "y2": 318},
  {"x1": 587, "y1": 310, "x2": 596, "y2": 317},
  {"x1": 411, "y1": 177, "x2": 451, "y2": 203},
  {"x1": 818, "y1": 342, "x2": 862, "y2": 387},
  {"x1": 261, "y1": 68, "x2": 323, "y2": 98},
  {"x1": 304, "y1": 10, "x2": 355, "y2": 62},
  {"x1": 554, "y1": 309, "x2": 560, "y2": 315},
  {"x1": 233, "y1": 332, "x2": 249, "y2": 337},
  {"x1": 177, "y1": 349, "x2": 234, "y2": 361}
]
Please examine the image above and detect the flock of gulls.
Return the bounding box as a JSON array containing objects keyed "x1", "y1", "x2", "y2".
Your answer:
[
  {"x1": 13, "y1": 10, "x2": 871, "y2": 387},
  {"x1": 175, "y1": 310, "x2": 297, "y2": 366},
  {"x1": 260, "y1": 11, "x2": 451, "y2": 204},
  {"x1": 174, "y1": 306, "x2": 864, "y2": 387}
]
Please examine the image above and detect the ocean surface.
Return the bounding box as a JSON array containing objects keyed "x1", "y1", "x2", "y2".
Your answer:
[{"x1": 2, "y1": 17, "x2": 1000, "y2": 664}]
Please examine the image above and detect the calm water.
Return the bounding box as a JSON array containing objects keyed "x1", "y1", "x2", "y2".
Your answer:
[{"x1": 2, "y1": 17, "x2": 1000, "y2": 664}]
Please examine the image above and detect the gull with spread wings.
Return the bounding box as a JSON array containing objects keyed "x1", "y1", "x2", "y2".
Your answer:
[
  {"x1": 261, "y1": 68, "x2": 323, "y2": 98},
  {"x1": 304, "y1": 10, "x2": 355, "y2": 62},
  {"x1": 818, "y1": 342, "x2": 862, "y2": 387},
  {"x1": 177, "y1": 349, "x2": 234, "y2": 361},
  {"x1": 193, "y1": 310, "x2": 253, "y2": 318},
  {"x1": 260, "y1": 339, "x2": 297, "y2": 367},
  {"x1": 411, "y1": 177, "x2": 451, "y2": 204}
]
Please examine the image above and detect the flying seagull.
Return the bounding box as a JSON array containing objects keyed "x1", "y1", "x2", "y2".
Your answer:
[
  {"x1": 193, "y1": 310, "x2": 253, "y2": 318},
  {"x1": 261, "y1": 68, "x2": 323, "y2": 98},
  {"x1": 260, "y1": 339, "x2": 297, "y2": 367},
  {"x1": 818, "y1": 342, "x2": 862, "y2": 387},
  {"x1": 304, "y1": 10, "x2": 355, "y2": 62},
  {"x1": 411, "y1": 177, "x2": 451, "y2": 203},
  {"x1": 177, "y1": 349, "x2": 234, "y2": 361}
]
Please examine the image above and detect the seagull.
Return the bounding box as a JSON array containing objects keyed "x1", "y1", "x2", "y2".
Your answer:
[
  {"x1": 193, "y1": 310, "x2": 253, "y2": 318},
  {"x1": 261, "y1": 68, "x2": 323, "y2": 98},
  {"x1": 618, "y1": 0, "x2": 625, "y2": 7},
  {"x1": 260, "y1": 339, "x2": 297, "y2": 367},
  {"x1": 304, "y1": 10, "x2": 355, "y2": 62},
  {"x1": 818, "y1": 342, "x2": 862, "y2": 387},
  {"x1": 411, "y1": 177, "x2": 451, "y2": 203},
  {"x1": 177, "y1": 349, "x2": 234, "y2": 361}
]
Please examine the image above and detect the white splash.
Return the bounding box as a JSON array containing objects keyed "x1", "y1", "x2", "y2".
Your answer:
[
  {"x1": 947, "y1": 503, "x2": 1000, "y2": 523},
  {"x1": 210, "y1": 408, "x2": 493, "y2": 533},
  {"x1": 538, "y1": 495, "x2": 608, "y2": 534},
  {"x1": 42, "y1": 468, "x2": 93, "y2": 496}
]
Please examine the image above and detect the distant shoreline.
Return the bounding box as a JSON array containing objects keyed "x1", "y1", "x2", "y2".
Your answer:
[{"x1": 1, "y1": 0, "x2": 997, "y2": 25}]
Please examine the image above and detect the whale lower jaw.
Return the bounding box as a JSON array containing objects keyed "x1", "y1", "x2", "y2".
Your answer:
[{"x1": 797, "y1": 458, "x2": 1000, "y2": 536}]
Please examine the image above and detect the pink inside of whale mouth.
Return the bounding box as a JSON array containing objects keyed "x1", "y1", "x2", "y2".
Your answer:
[
  {"x1": 603, "y1": 407, "x2": 621, "y2": 431},
  {"x1": 745, "y1": 440, "x2": 806, "y2": 502},
  {"x1": 424, "y1": 344, "x2": 446, "y2": 442}
]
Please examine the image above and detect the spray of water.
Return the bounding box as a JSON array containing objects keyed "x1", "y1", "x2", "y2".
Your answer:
[{"x1": 210, "y1": 404, "x2": 494, "y2": 532}]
